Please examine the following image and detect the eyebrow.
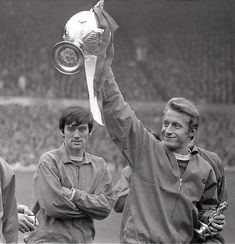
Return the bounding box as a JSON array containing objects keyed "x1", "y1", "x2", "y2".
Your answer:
[{"x1": 66, "y1": 124, "x2": 88, "y2": 129}]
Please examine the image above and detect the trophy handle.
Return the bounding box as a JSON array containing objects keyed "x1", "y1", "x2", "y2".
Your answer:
[
  {"x1": 194, "y1": 221, "x2": 210, "y2": 236},
  {"x1": 50, "y1": 41, "x2": 84, "y2": 75}
]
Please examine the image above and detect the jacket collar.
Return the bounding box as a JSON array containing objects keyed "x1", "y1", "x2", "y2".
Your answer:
[
  {"x1": 162, "y1": 141, "x2": 199, "y2": 159},
  {"x1": 188, "y1": 144, "x2": 199, "y2": 155},
  {"x1": 59, "y1": 143, "x2": 92, "y2": 165}
]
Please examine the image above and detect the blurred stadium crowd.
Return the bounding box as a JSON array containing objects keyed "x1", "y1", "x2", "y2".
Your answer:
[
  {"x1": 0, "y1": 0, "x2": 234, "y2": 102},
  {"x1": 0, "y1": 103, "x2": 234, "y2": 168},
  {"x1": 0, "y1": 0, "x2": 234, "y2": 168}
]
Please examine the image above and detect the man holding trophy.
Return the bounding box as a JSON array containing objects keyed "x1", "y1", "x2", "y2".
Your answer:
[{"x1": 50, "y1": 0, "x2": 227, "y2": 243}]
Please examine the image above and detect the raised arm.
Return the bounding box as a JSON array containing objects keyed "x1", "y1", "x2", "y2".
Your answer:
[{"x1": 101, "y1": 68, "x2": 155, "y2": 169}]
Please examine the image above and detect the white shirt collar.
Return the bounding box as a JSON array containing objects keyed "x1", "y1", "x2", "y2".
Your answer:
[{"x1": 173, "y1": 152, "x2": 191, "y2": 161}]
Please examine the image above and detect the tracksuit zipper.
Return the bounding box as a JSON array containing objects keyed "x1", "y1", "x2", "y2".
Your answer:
[
  {"x1": 170, "y1": 178, "x2": 182, "y2": 218},
  {"x1": 170, "y1": 178, "x2": 182, "y2": 242}
]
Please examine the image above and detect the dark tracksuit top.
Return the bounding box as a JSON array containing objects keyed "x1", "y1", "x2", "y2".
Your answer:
[
  {"x1": 114, "y1": 147, "x2": 228, "y2": 243},
  {"x1": 25, "y1": 144, "x2": 115, "y2": 243},
  {"x1": 101, "y1": 68, "x2": 219, "y2": 243}
]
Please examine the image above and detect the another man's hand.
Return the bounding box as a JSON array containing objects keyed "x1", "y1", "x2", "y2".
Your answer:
[
  {"x1": 17, "y1": 204, "x2": 38, "y2": 233},
  {"x1": 18, "y1": 213, "x2": 35, "y2": 233},
  {"x1": 17, "y1": 204, "x2": 34, "y2": 215}
]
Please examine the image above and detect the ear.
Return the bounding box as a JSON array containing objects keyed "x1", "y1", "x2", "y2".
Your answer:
[
  {"x1": 189, "y1": 128, "x2": 197, "y2": 139},
  {"x1": 60, "y1": 130, "x2": 65, "y2": 138}
]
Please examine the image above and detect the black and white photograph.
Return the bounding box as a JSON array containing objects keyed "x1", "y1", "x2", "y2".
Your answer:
[{"x1": 0, "y1": 0, "x2": 234, "y2": 243}]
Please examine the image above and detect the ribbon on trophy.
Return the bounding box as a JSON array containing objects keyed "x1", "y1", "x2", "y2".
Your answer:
[
  {"x1": 84, "y1": 55, "x2": 103, "y2": 125},
  {"x1": 85, "y1": 1, "x2": 118, "y2": 125}
]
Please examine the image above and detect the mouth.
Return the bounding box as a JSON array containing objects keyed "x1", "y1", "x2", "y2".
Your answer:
[
  {"x1": 164, "y1": 135, "x2": 176, "y2": 140},
  {"x1": 72, "y1": 141, "x2": 82, "y2": 144}
]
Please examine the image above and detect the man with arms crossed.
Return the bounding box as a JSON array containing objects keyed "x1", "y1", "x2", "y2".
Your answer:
[{"x1": 25, "y1": 106, "x2": 115, "y2": 243}]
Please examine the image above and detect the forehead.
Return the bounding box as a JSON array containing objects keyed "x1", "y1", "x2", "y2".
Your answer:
[
  {"x1": 163, "y1": 109, "x2": 190, "y2": 125},
  {"x1": 65, "y1": 122, "x2": 89, "y2": 128}
]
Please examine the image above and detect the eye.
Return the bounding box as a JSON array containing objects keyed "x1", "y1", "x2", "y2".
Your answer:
[
  {"x1": 173, "y1": 123, "x2": 181, "y2": 129},
  {"x1": 163, "y1": 121, "x2": 169, "y2": 127},
  {"x1": 78, "y1": 125, "x2": 88, "y2": 132},
  {"x1": 66, "y1": 126, "x2": 75, "y2": 132}
]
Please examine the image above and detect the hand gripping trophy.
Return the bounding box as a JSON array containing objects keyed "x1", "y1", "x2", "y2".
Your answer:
[
  {"x1": 51, "y1": 0, "x2": 118, "y2": 125},
  {"x1": 194, "y1": 202, "x2": 228, "y2": 240}
]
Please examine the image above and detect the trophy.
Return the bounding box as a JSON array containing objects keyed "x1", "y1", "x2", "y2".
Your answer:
[
  {"x1": 194, "y1": 202, "x2": 228, "y2": 240},
  {"x1": 50, "y1": 0, "x2": 105, "y2": 75},
  {"x1": 50, "y1": 0, "x2": 115, "y2": 125}
]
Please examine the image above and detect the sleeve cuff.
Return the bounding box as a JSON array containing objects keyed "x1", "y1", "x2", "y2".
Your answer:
[{"x1": 69, "y1": 188, "x2": 76, "y2": 201}]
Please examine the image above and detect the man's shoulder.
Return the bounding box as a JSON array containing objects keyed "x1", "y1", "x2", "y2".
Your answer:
[
  {"x1": 39, "y1": 148, "x2": 60, "y2": 160},
  {"x1": 0, "y1": 156, "x2": 9, "y2": 167},
  {"x1": 197, "y1": 147, "x2": 222, "y2": 166},
  {"x1": 85, "y1": 152, "x2": 107, "y2": 168},
  {"x1": 0, "y1": 157, "x2": 14, "y2": 173},
  {"x1": 0, "y1": 157, "x2": 14, "y2": 186},
  {"x1": 37, "y1": 148, "x2": 61, "y2": 168},
  {"x1": 197, "y1": 147, "x2": 221, "y2": 161},
  {"x1": 196, "y1": 146, "x2": 224, "y2": 176}
]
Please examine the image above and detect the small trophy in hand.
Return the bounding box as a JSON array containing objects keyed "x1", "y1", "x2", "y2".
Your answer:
[{"x1": 194, "y1": 202, "x2": 228, "y2": 240}]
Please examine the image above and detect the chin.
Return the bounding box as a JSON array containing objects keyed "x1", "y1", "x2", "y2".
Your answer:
[
  {"x1": 164, "y1": 142, "x2": 176, "y2": 150},
  {"x1": 73, "y1": 146, "x2": 82, "y2": 150}
]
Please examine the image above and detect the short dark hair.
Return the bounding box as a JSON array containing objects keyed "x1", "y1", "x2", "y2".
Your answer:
[
  {"x1": 59, "y1": 106, "x2": 93, "y2": 133},
  {"x1": 163, "y1": 97, "x2": 200, "y2": 132}
]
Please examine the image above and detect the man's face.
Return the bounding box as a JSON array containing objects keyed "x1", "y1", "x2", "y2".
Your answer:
[
  {"x1": 161, "y1": 108, "x2": 193, "y2": 154},
  {"x1": 62, "y1": 122, "x2": 90, "y2": 156}
]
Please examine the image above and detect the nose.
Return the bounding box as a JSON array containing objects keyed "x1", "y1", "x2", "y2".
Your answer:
[
  {"x1": 73, "y1": 129, "x2": 80, "y2": 138},
  {"x1": 164, "y1": 124, "x2": 173, "y2": 135}
]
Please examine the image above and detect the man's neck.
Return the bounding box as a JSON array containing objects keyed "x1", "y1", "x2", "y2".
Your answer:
[
  {"x1": 172, "y1": 148, "x2": 189, "y2": 155},
  {"x1": 65, "y1": 145, "x2": 85, "y2": 157},
  {"x1": 70, "y1": 155, "x2": 84, "y2": 162}
]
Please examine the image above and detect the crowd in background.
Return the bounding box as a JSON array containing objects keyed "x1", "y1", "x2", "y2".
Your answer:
[
  {"x1": 0, "y1": 0, "x2": 234, "y2": 169},
  {"x1": 0, "y1": 103, "x2": 234, "y2": 169},
  {"x1": 0, "y1": 0, "x2": 234, "y2": 103}
]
